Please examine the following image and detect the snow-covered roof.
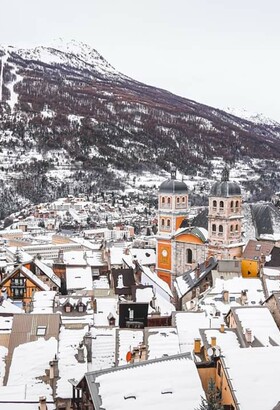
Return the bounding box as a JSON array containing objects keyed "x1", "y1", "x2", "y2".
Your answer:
[
  {"x1": 85, "y1": 354, "x2": 205, "y2": 410},
  {"x1": 116, "y1": 329, "x2": 144, "y2": 366},
  {"x1": 56, "y1": 326, "x2": 87, "y2": 399},
  {"x1": 6, "y1": 337, "x2": 57, "y2": 401},
  {"x1": 21, "y1": 266, "x2": 50, "y2": 291},
  {"x1": 0, "y1": 299, "x2": 23, "y2": 315},
  {"x1": 141, "y1": 266, "x2": 173, "y2": 298},
  {"x1": 34, "y1": 259, "x2": 61, "y2": 287},
  {"x1": 90, "y1": 327, "x2": 116, "y2": 371},
  {"x1": 173, "y1": 311, "x2": 209, "y2": 353},
  {"x1": 31, "y1": 291, "x2": 56, "y2": 314},
  {"x1": 222, "y1": 346, "x2": 280, "y2": 410},
  {"x1": 94, "y1": 297, "x2": 119, "y2": 327},
  {"x1": 146, "y1": 327, "x2": 180, "y2": 360},
  {"x1": 135, "y1": 287, "x2": 175, "y2": 316},
  {"x1": 231, "y1": 306, "x2": 280, "y2": 346},
  {"x1": 66, "y1": 266, "x2": 93, "y2": 291}
]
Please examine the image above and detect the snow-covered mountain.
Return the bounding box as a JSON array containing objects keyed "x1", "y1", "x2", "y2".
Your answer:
[
  {"x1": 224, "y1": 107, "x2": 280, "y2": 127},
  {"x1": 0, "y1": 39, "x2": 280, "y2": 218}
]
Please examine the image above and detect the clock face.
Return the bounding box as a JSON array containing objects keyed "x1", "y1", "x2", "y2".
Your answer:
[{"x1": 161, "y1": 249, "x2": 168, "y2": 257}]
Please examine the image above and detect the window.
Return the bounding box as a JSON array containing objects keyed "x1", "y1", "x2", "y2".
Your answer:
[
  {"x1": 167, "y1": 219, "x2": 171, "y2": 227},
  {"x1": 182, "y1": 197, "x2": 185, "y2": 202},
  {"x1": 186, "y1": 249, "x2": 192, "y2": 264},
  {"x1": 213, "y1": 200, "x2": 217, "y2": 209},
  {"x1": 167, "y1": 197, "x2": 171, "y2": 204},
  {"x1": 236, "y1": 200, "x2": 239, "y2": 208},
  {"x1": 176, "y1": 197, "x2": 180, "y2": 203},
  {"x1": 37, "y1": 326, "x2": 47, "y2": 336},
  {"x1": 230, "y1": 200, "x2": 234, "y2": 208},
  {"x1": 219, "y1": 201, "x2": 224, "y2": 209},
  {"x1": 217, "y1": 361, "x2": 222, "y2": 376},
  {"x1": 212, "y1": 224, "x2": 216, "y2": 232},
  {"x1": 235, "y1": 224, "x2": 238, "y2": 232},
  {"x1": 230, "y1": 225, "x2": 234, "y2": 232},
  {"x1": 219, "y1": 225, "x2": 223, "y2": 233},
  {"x1": 161, "y1": 219, "x2": 165, "y2": 226},
  {"x1": 162, "y1": 197, "x2": 165, "y2": 204}
]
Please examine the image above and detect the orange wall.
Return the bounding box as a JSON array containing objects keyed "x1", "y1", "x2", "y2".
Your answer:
[
  {"x1": 158, "y1": 242, "x2": 172, "y2": 271},
  {"x1": 241, "y1": 259, "x2": 259, "y2": 277},
  {"x1": 176, "y1": 233, "x2": 203, "y2": 244},
  {"x1": 176, "y1": 216, "x2": 185, "y2": 230},
  {"x1": 157, "y1": 270, "x2": 171, "y2": 286}
]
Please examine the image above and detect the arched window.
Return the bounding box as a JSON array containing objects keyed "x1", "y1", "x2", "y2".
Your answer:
[
  {"x1": 212, "y1": 224, "x2": 216, "y2": 232},
  {"x1": 162, "y1": 197, "x2": 165, "y2": 204},
  {"x1": 220, "y1": 201, "x2": 224, "y2": 209},
  {"x1": 236, "y1": 200, "x2": 239, "y2": 208},
  {"x1": 182, "y1": 197, "x2": 185, "y2": 202},
  {"x1": 167, "y1": 219, "x2": 171, "y2": 227},
  {"x1": 167, "y1": 197, "x2": 171, "y2": 204},
  {"x1": 187, "y1": 249, "x2": 192, "y2": 264},
  {"x1": 219, "y1": 225, "x2": 223, "y2": 233},
  {"x1": 230, "y1": 225, "x2": 234, "y2": 232},
  {"x1": 177, "y1": 197, "x2": 180, "y2": 203},
  {"x1": 230, "y1": 200, "x2": 234, "y2": 210},
  {"x1": 213, "y1": 200, "x2": 217, "y2": 209},
  {"x1": 161, "y1": 219, "x2": 165, "y2": 226},
  {"x1": 235, "y1": 224, "x2": 239, "y2": 231}
]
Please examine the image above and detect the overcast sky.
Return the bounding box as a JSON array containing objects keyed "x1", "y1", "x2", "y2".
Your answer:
[{"x1": 1, "y1": 0, "x2": 280, "y2": 121}]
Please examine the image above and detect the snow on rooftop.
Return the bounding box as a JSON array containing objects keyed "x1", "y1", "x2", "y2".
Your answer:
[
  {"x1": 0, "y1": 299, "x2": 23, "y2": 315},
  {"x1": 147, "y1": 327, "x2": 180, "y2": 360},
  {"x1": 117, "y1": 329, "x2": 144, "y2": 366},
  {"x1": 93, "y1": 276, "x2": 110, "y2": 289},
  {"x1": 141, "y1": 266, "x2": 173, "y2": 299},
  {"x1": 223, "y1": 346, "x2": 280, "y2": 409},
  {"x1": 175, "y1": 311, "x2": 209, "y2": 353},
  {"x1": 95, "y1": 355, "x2": 205, "y2": 410},
  {"x1": 110, "y1": 247, "x2": 125, "y2": 266},
  {"x1": 94, "y1": 297, "x2": 119, "y2": 327},
  {"x1": 66, "y1": 266, "x2": 93, "y2": 291},
  {"x1": 204, "y1": 329, "x2": 241, "y2": 352},
  {"x1": 0, "y1": 316, "x2": 13, "y2": 333},
  {"x1": 7, "y1": 337, "x2": 57, "y2": 400},
  {"x1": 234, "y1": 307, "x2": 280, "y2": 346},
  {"x1": 57, "y1": 326, "x2": 87, "y2": 399},
  {"x1": 90, "y1": 327, "x2": 116, "y2": 371},
  {"x1": 135, "y1": 287, "x2": 175, "y2": 317}
]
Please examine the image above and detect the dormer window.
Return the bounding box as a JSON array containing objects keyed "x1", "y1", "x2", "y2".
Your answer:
[{"x1": 37, "y1": 326, "x2": 47, "y2": 336}]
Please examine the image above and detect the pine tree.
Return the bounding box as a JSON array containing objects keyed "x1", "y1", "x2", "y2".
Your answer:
[{"x1": 196, "y1": 378, "x2": 224, "y2": 410}]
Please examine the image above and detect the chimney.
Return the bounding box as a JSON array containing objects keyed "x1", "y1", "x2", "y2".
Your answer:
[
  {"x1": 49, "y1": 355, "x2": 59, "y2": 379},
  {"x1": 220, "y1": 323, "x2": 225, "y2": 333},
  {"x1": 211, "y1": 336, "x2": 217, "y2": 347},
  {"x1": 194, "y1": 338, "x2": 201, "y2": 354},
  {"x1": 39, "y1": 396, "x2": 47, "y2": 410},
  {"x1": 223, "y1": 290, "x2": 229, "y2": 303},
  {"x1": 83, "y1": 331, "x2": 92, "y2": 363},
  {"x1": 245, "y1": 328, "x2": 252, "y2": 344},
  {"x1": 195, "y1": 265, "x2": 200, "y2": 279},
  {"x1": 240, "y1": 290, "x2": 248, "y2": 305},
  {"x1": 77, "y1": 343, "x2": 85, "y2": 363}
]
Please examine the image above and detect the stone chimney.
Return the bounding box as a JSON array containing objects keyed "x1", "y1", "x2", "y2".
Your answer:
[
  {"x1": 38, "y1": 396, "x2": 47, "y2": 410},
  {"x1": 240, "y1": 290, "x2": 248, "y2": 305},
  {"x1": 77, "y1": 342, "x2": 85, "y2": 363},
  {"x1": 49, "y1": 355, "x2": 59, "y2": 397},
  {"x1": 245, "y1": 328, "x2": 252, "y2": 344},
  {"x1": 223, "y1": 290, "x2": 229, "y2": 303},
  {"x1": 194, "y1": 338, "x2": 201, "y2": 354},
  {"x1": 220, "y1": 323, "x2": 225, "y2": 333},
  {"x1": 83, "y1": 331, "x2": 92, "y2": 363},
  {"x1": 195, "y1": 265, "x2": 201, "y2": 280}
]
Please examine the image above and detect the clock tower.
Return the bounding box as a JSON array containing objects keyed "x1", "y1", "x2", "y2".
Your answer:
[{"x1": 156, "y1": 167, "x2": 189, "y2": 286}]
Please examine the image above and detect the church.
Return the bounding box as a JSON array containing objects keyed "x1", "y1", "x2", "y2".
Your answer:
[{"x1": 156, "y1": 166, "x2": 244, "y2": 288}]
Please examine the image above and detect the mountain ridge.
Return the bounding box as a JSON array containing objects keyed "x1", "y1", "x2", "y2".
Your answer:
[{"x1": 0, "y1": 39, "x2": 279, "y2": 218}]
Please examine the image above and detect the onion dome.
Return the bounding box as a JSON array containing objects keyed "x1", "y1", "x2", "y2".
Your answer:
[
  {"x1": 209, "y1": 166, "x2": 241, "y2": 197},
  {"x1": 159, "y1": 167, "x2": 188, "y2": 194}
]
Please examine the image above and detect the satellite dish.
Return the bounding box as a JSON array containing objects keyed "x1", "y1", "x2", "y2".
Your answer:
[
  {"x1": 207, "y1": 347, "x2": 214, "y2": 357},
  {"x1": 214, "y1": 346, "x2": 221, "y2": 357}
]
